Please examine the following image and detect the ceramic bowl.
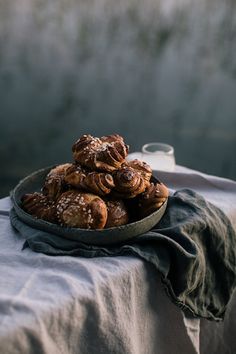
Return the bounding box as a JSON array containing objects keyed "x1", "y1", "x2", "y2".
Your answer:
[{"x1": 11, "y1": 166, "x2": 168, "y2": 245}]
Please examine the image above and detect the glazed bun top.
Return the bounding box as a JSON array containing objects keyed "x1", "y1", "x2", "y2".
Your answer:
[{"x1": 72, "y1": 134, "x2": 129, "y2": 172}]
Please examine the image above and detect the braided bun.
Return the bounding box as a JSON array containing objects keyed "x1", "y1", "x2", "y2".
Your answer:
[
  {"x1": 72, "y1": 134, "x2": 129, "y2": 172},
  {"x1": 125, "y1": 159, "x2": 152, "y2": 183},
  {"x1": 21, "y1": 192, "x2": 57, "y2": 223},
  {"x1": 64, "y1": 164, "x2": 87, "y2": 189},
  {"x1": 42, "y1": 163, "x2": 72, "y2": 200},
  {"x1": 138, "y1": 182, "x2": 169, "y2": 217},
  {"x1": 56, "y1": 191, "x2": 108, "y2": 229},
  {"x1": 112, "y1": 166, "x2": 149, "y2": 198},
  {"x1": 82, "y1": 172, "x2": 115, "y2": 196},
  {"x1": 105, "y1": 199, "x2": 129, "y2": 228}
]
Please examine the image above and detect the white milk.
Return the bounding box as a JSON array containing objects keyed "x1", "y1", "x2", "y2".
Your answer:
[{"x1": 141, "y1": 153, "x2": 176, "y2": 171}]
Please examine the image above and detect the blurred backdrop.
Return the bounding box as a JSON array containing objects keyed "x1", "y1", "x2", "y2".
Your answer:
[{"x1": 0, "y1": 0, "x2": 236, "y2": 197}]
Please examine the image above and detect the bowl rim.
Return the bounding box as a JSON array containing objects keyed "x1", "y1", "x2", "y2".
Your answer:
[{"x1": 11, "y1": 165, "x2": 168, "y2": 234}]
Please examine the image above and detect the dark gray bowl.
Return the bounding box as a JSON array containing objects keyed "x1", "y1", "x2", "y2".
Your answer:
[{"x1": 11, "y1": 166, "x2": 168, "y2": 245}]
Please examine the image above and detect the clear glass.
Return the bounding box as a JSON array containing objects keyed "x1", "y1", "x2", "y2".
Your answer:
[{"x1": 141, "y1": 142, "x2": 176, "y2": 172}]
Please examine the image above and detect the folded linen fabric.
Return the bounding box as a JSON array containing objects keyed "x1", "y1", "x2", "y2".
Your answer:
[{"x1": 10, "y1": 189, "x2": 236, "y2": 321}]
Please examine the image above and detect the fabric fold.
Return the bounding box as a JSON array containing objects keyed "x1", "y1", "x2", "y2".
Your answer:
[{"x1": 10, "y1": 189, "x2": 236, "y2": 321}]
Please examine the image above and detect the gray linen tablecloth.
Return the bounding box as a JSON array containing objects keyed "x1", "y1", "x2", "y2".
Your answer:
[{"x1": 1, "y1": 165, "x2": 236, "y2": 354}]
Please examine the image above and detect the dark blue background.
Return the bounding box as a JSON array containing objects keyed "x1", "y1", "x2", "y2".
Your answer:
[{"x1": 0, "y1": 0, "x2": 235, "y2": 197}]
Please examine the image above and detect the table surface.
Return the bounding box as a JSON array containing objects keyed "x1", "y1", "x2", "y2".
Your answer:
[{"x1": 1, "y1": 165, "x2": 236, "y2": 354}]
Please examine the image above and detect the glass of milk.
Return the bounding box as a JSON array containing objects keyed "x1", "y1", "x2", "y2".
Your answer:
[{"x1": 141, "y1": 143, "x2": 176, "y2": 172}]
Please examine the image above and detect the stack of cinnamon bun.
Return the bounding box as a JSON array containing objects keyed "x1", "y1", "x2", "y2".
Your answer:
[{"x1": 21, "y1": 134, "x2": 169, "y2": 229}]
